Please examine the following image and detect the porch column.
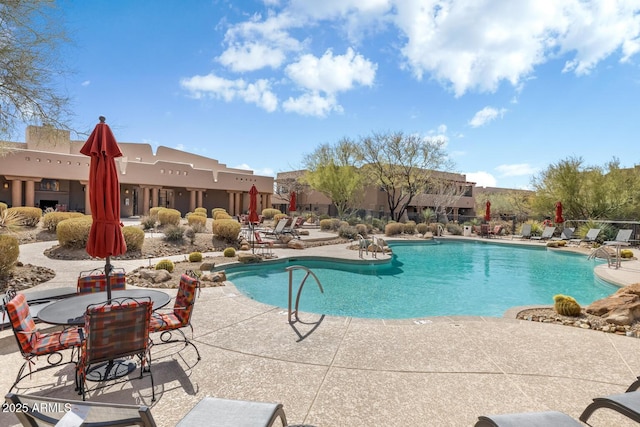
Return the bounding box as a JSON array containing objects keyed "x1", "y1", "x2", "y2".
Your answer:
[
  {"x1": 11, "y1": 179, "x2": 22, "y2": 207},
  {"x1": 197, "y1": 190, "x2": 203, "y2": 208},
  {"x1": 151, "y1": 188, "x2": 159, "y2": 208},
  {"x1": 24, "y1": 181, "x2": 35, "y2": 207},
  {"x1": 190, "y1": 190, "x2": 197, "y2": 212},
  {"x1": 142, "y1": 187, "x2": 150, "y2": 215},
  {"x1": 228, "y1": 192, "x2": 234, "y2": 215}
]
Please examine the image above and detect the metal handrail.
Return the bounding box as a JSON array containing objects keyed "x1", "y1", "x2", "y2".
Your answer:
[{"x1": 286, "y1": 265, "x2": 324, "y2": 323}]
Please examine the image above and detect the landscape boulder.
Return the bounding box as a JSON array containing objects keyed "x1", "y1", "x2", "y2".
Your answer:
[{"x1": 587, "y1": 283, "x2": 640, "y2": 325}]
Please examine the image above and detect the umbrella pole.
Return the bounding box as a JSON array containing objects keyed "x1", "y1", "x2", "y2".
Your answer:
[
  {"x1": 250, "y1": 223, "x2": 255, "y2": 254},
  {"x1": 105, "y1": 256, "x2": 112, "y2": 301}
]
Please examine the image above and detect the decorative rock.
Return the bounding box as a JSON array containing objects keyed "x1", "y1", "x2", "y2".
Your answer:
[
  {"x1": 199, "y1": 262, "x2": 215, "y2": 271},
  {"x1": 281, "y1": 235, "x2": 294, "y2": 244},
  {"x1": 240, "y1": 244, "x2": 250, "y2": 251},
  {"x1": 298, "y1": 230, "x2": 309, "y2": 236},
  {"x1": 139, "y1": 269, "x2": 172, "y2": 283},
  {"x1": 423, "y1": 232, "x2": 433, "y2": 240},
  {"x1": 587, "y1": 282, "x2": 640, "y2": 325},
  {"x1": 287, "y1": 239, "x2": 305, "y2": 249},
  {"x1": 237, "y1": 252, "x2": 261, "y2": 263}
]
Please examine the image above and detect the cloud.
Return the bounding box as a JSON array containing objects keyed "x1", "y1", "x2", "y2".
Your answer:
[
  {"x1": 233, "y1": 163, "x2": 275, "y2": 176},
  {"x1": 469, "y1": 106, "x2": 506, "y2": 127},
  {"x1": 218, "y1": 42, "x2": 287, "y2": 72},
  {"x1": 81, "y1": 80, "x2": 90, "y2": 87},
  {"x1": 283, "y1": 92, "x2": 343, "y2": 117},
  {"x1": 495, "y1": 163, "x2": 539, "y2": 177},
  {"x1": 180, "y1": 74, "x2": 278, "y2": 112},
  {"x1": 285, "y1": 48, "x2": 377, "y2": 93},
  {"x1": 466, "y1": 171, "x2": 497, "y2": 187}
]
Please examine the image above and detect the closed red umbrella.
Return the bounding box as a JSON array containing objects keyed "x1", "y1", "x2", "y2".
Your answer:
[
  {"x1": 289, "y1": 191, "x2": 296, "y2": 213},
  {"x1": 248, "y1": 185, "x2": 259, "y2": 224},
  {"x1": 555, "y1": 201, "x2": 564, "y2": 224},
  {"x1": 80, "y1": 117, "x2": 127, "y2": 301},
  {"x1": 484, "y1": 200, "x2": 491, "y2": 222}
]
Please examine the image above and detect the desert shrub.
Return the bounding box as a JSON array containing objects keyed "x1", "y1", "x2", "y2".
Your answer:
[
  {"x1": 57, "y1": 216, "x2": 93, "y2": 249},
  {"x1": 194, "y1": 207, "x2": 208, "y2": 217},
  {"x1": 43, "y1": 211, "x2": 85, "y2": 232},
  {"x1": 8, "y1": 207, "x2": 42, "y2": 227},
  {"x1": 338, "y1": 224, "x2": 359, "y2": 239},
  {"x1": 163, "y1": 224, "x2": 185, "y2": 242},
  {"x1": 149, "y1": 207, "x2": 162, "y2": 220},
  {"x1": 319, "y1": 219, "x2": 333, "y2": 231},
  {"x1": 446, "y1": 223, "x2": 463, "y2": 235},
  {"x1": 189, "y1": 251, "x2": 203, "y2": 262},
  {"x1": 158, "y1": 208, "x2": 181, "y2": 226},
  {"x1": 190, "y1": 219, "x2": 207, "y2": 233},
  {"x1": 155, "y1": 259, "x2": 175, "y2": 273},
  {"x1": 385, "y1": 222, "x2": 404, "y2": 236},
  {"x1": 188, "y1": 214, "x2": 207, "y2": 228},
  {"x1": 273, "y1": 213, "x2": 288, "y2": 223},
  {"x1": 621, "y1": 249, "x2": 634, "y2": 258},
  {"x1": 355, "y1": 224, "x2": 368, "y2": 237},
  {"x1": 371, "y1": 218, "x2": 385, "y2": 231},
  {"x1": 318, "y1": 214, "x2": 331, "y2": 220},
  {"x1": 140, "y1": 215, "x2": 157, "y2": 230},
  {"x1": 122, "y1": 226, "x2": 144, "y2": 251},
  {"x1": 403, "y1": 221, "x2": 416, "y2": 235},
  {"x1": 0, "y1": 202, "x2": 7, "y2": 214},
  {"x1": 0, "y1": 234, "x2": 19, "y2": 279},
  {"x1": 223, "y1": 247, "x2": 236, "y2": 257},
  {"x1": 261, "y1": 208, "x2": 281, "y2": 219},
  {"x1": 184, "y1": 227, "x2": 196, "y2": 244},
  {"x1": 345, "y1": 216, "x2": 360, "y2": 226},
  {"x1": 211, "y1": 207, "x2": 226, "y2": 217},
  {"x1": 213, "y1": 219, "x2": 241, "y2": 242},
  {"x1": 553, "y1": 294, "x2": 581, "y2": 316},
  {"x1": 339, "y1": 220, "x2": 349, "y2": 229},
  {"x1": 304, "y1": 213, "x2": 317, "y2": 223},
  {"x1": 416, "y1": 223, "x2": 429, "y2": 234},
  {"x1": 213, "y1": 210, "x2": 232, "y2": 220}
]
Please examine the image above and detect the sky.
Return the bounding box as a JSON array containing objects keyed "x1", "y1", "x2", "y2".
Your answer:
[{"x1": 48, "y1": 0, "x2": 640, "y2": 189}]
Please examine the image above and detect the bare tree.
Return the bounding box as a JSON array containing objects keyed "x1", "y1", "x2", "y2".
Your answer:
[
  {"x1": 427, "y1": 176, "x2": 467, "y2": 223},
  {"x1": 0, "y1": 0, "x2": 71, "y2": 151}
]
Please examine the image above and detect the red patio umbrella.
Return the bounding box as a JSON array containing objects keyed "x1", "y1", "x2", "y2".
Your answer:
[
  {"x1": 484, "y1": 200, "x2": 491, "y2": 222},
  {"x1": 555, "y1": 201, "x2": 564, "y2": 224},
  {"x1": 289, "y1": 191, "x2": 296, "y2": 213},
  {"x1": 80, "y1": 116, "x2": 127, "y2": 301},
  {"x1": 248, "y1": 185, "x2": 259, "y2": 253}
]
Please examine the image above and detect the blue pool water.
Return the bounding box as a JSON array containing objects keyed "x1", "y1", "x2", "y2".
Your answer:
[{"x1": 226, "y1": 240, "x2": 617, "y2": 318}]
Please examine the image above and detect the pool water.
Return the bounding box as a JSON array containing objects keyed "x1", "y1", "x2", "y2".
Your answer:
[{"x1": 226, "y1": 240, "x2": 617, "y2": 319}]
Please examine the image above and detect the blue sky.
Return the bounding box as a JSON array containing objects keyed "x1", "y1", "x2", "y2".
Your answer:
[{"x1": 55, "y1": 0, "x2": 640, "y2": 189}]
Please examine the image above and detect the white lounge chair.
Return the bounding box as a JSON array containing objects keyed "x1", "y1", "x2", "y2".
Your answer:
[{"x1": 531, "y1": 226, "x2": 555, "y2": 241}]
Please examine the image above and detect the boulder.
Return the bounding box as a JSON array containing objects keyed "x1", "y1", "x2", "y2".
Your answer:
[
  {"x1": 139, "y1": 269, "x2": 172, "y2": 283},
  {"x1": 281, "y1": 235, "x2": 294, "y2": 244},
  {"x1": 287, "y1": 239, "x2": 305, "y2": 249},
  {"x1": 199, "y1": 262, "x2": 215, "y2": 271},
  {"x1": 586, "y1": 283, "x2": 640, "y2": 325},
  {"x1": 237, "y1": 252, "x2": 261, "y2": 263}
]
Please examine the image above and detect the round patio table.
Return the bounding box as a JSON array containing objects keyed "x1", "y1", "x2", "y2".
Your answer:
[{"x1": 37, "y1": 289, "x2": 172, "y2": 326}]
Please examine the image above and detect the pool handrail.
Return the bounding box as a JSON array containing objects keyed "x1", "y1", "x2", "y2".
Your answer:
[{"x1": 285, "y1": 265, "x2": 324, "y2": 324}]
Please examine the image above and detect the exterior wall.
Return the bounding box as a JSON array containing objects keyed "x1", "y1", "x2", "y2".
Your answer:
[{"x1": 0, "y1": 126, "x2": 274, "y2": 217}]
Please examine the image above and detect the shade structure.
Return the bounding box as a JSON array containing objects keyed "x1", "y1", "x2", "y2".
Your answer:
[
  {"x1": 248, "y1": 185, "x2": 259, "y2": 224},
  {"x1": 289, "y1": 191, "x2": 296, "y2": 213},
  {"x1": 80, "y1": 117, "x2": 127, "y2": 301},
  {"x1": 484, "y1": 200, "x2": 491, "y2": 222},
  {"x1": 555, "y1": 201, "x2": 564, "y2": 224}
]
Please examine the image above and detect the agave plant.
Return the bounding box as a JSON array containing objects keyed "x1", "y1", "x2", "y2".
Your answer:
[{"x1": 0, "y1": 209, "x2": 25, "y2": 234}]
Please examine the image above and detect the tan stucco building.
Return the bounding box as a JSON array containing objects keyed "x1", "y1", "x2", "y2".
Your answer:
[{"x1": 0, "y1": 126, "x2": 273, "y2": 217}]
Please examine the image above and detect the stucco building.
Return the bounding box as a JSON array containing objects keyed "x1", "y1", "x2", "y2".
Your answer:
[{"x1": 0, "y1": 126, "x2": 274, "y2": 217}]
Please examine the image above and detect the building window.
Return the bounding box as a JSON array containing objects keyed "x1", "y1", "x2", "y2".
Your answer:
[{"x1": 40, "y1": 179, "x2": 60, "y2": 191}]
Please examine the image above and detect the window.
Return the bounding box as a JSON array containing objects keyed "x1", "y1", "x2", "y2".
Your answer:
[{"x1": 40, "y1": 179, "x2": 60, "y2": 191}]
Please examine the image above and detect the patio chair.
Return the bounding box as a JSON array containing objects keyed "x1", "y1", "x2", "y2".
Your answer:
[
  {"x1": 569, "y1": 228, "x2": 601, "y2": 246},
  {"x1": 5, "y1": 392, "x2": 157, "y2": 426},
  {"x1": 283, "y1": 216, "x2": 302, "y2": 239},
  {"x1": 77, "y1": 267, "x2": 126, "y2": 294},
  {"x1": 149, "y1": 273, "x2": 201, "y2": 360},
  {"x1": 512, "y1": 223, "x2": 532, "y2": 239},
  {"x1": 579, "y1": 390, "x2": 640, "y2": 424},
  {"x1": 254, "y1": 230, "x2": 275, "y2": 258},
  {"x1": 176, "y1": 397, "x2": 288, "y2": 427},
  {"x1": 488, "y1": 225, "x2": 502, "y2": 238},
  {"x1": 604, "y1": 229, "x2": 633, "y2": 245},
  {"x1": 531, "y1": 226, "x2": 555, "y2": 241},
  {"x1": 475, "y1": 411, "x2": 583, "y2": 426},
  {"x1": 551, "y1": 227, "x2": 575, "y2": 241},
  {"x1": 5, "y1": 293, "x2": 82, "y2": 391},
  {"x1": 263, "y1": 218, "x2": 289, "y2": 239},
  {"x1": 77, "y1": 297, "x2": 154, "y2": 401}
]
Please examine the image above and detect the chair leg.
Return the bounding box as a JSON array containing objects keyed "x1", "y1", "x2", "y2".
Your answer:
[{"x1": 627, "y1": 377, "x2": 640, "y2": 392}]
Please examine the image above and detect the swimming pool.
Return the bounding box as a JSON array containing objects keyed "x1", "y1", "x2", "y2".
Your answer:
[{"x1": 226, "y1": 240, "x2": 617, "y2": 319}]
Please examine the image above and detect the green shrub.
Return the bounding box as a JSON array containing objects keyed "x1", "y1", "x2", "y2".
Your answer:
[
  {"x1": 319, "y1": 214, "x2": 331, "y2": 220},
  {"x1": 7, "y1": 207, "x2": 42, "y2": 227},
  {"x1": 403, "y1": 221, "x2": 416, "y2": 235},
  {"x1": 416, "y1": 223, "x2": 429, "y2": 234},
  {"x1": 194, "y1": 207, "x2": 207, "y2": 217},
  {"x1": 261, "y1": 208, "x2": 281, "y2": 219},
  {"x1": 621, "y1": 249, "x2": 634, "y2": 258},
  {"x1": 553, "y1": 294, "x2": 581, "y2": 316},
  {"x1": 223, "y1": 247, "x2": 236, "y2": 257},
  {"x1": 355, "y1": 224, "x2": 368, "y2": 237},
  {"x1": 140, "y1": 215, "x2": 157, "y2": 230},
  {"x1": 213, "y1": 219, "x2": 241, "y2": 242},
  {"x1": 163, "y1": 224, "x2": 185, "y2": 242},
  {"x1": 189, "y1": 251, "x2": 203, "y2": 262},
  {"x1": 0, "y1": 234, "x2": 19, "y2": 279},
  {"x1": 155, "y1": 259, "x2": 175, "y2": 273},
  {"x1": 149, "y1": 207, "x2": 162, "y2": 220},
  {"x1": 57, "y1": 215, "x2": 93, "y2": 249},
  {"x1": 371, "y1": 217, "x2": 385, "y2": 231},
  {"x1": 211, "y1": 207, "x2": 226, "y2": 216},
  {"x1": 42, "y1": 211, "x2": 85, "y2": 232},
  {"x1": 158, "y1": 208, "x2": 181, "y2": 226},
  {"x1": 184, "y1": 227, "x2": 196, "y2": 244},
  {"x1": 0, "y1": 202, "x2": 7, "y2": 214},
  {"x1": 123, "y1": 226, "x2": 144, "y2": 251},
  {"x1": 385, "y1": 223, "x2": 404, "y2": 236},
  {"x1": 213, "y1": 210, "x2": 232, "y2": 220},
  {"x1": 319, "y1": 219, "x2": 333, "y2": 231},
  {"x1": 188, "y1": 214, "x2": 207, "y2": 228},
  {"x1": 338, "y1": 224, "x2": 359, "y2": 239},
  {"x1": 446, "y1": 223, "x2": 463, "y2": 235}
]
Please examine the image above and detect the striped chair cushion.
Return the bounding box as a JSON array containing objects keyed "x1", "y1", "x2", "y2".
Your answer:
[
  {"x1": 149, "y1": 312, "x2": 181, "y2": 332},
  {"x1": 77, "y1": 272, "x2": 126, "y2": 294},
  {"x1": 149, "y1": 274, "x2": 199, "y2": 332}
]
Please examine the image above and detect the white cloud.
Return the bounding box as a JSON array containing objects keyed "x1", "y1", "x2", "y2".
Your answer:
[
  {"x1": 466, "y1": 171, "x2": 497, "y2": 187},
  {"x1": 180, "y1": 74, "x2": 278, "y2": 112},
  {"x1": 174, "y1": 144, "x2": 185, "y2": 151},
  {"x1": 218, "y1": 42, "x2": 287, "y2": 72},
  {"x1": 495, "y1": 163, "x2": 539, "y2": 177},
  {"x1": 285, "y1": 48, "x2": 377, "y2": 93},
  {"x1": 469, "y1": 106, "x2": 507, "y2": 127},
  {"x1": 233, "y1": 163, "x2": 275, "y2": 176},
  {"x1": 81, "y1": 80, "x2": 90, "y2": 87},
  {"x1": 283, "y1": 92, "x2": 343, "y2": 117}
]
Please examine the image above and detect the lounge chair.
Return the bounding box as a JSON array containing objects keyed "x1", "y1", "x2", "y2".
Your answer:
[
  {"x1": 551, "y1": 227, "x2": 575, "y2": 241},
  {"x1": 488, "y1": 225, "x2": 502, "y2": 238},
  {"x1": 175, "y1": 397, "x2": 288, "y2": 427},
  {"x1": 512, "y1": 223, "x2": 532, "y2": 239},
  {"x1": 254, "y1": 231, "x2": 275, "y2": 257},
  {"x1": 531, "y1": 226, "x2": 555, "y2": 241},
  {"x1": 569, "y1": 228, "x2": 600, "y2": 246},
  {"x1": 579, "y1": 390, "x2": 640, "y2": 424},
  {"x1": 263, "y1": 218, "x2": 288, "y2": 239},
  {"x1": 475, "y1": 411, "x2": 582, "y2": 426},
  {"x1": 604, "y1": 229, "x2": 633, "y2": 245}
]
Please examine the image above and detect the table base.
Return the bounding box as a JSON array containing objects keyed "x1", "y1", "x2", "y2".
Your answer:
[{"x1": 86, "y1": 360, "x2": 136, "y2": 382}]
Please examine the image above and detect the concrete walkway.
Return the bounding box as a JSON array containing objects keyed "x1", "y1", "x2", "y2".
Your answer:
[{"x1": 2, "y1": 231, "x2": 640, "y2": 426}]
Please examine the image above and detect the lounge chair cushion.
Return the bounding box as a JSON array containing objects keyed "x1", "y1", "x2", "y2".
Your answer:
[
  {"x1": 176, "y1": 397, "x2": 287, "y2": 427},
  {"x1": 475, "y1": 411, "x2": 582, "y2": 427}
]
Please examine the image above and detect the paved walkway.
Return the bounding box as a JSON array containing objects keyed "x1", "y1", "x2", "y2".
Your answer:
[{"x1": 2, "y1": 230, "x2": 640, "y2": 426}]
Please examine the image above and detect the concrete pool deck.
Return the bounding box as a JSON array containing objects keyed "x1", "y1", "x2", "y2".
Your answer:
[{"x1": 2, "y1": 230, "x2": 640, "y2": 426}]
